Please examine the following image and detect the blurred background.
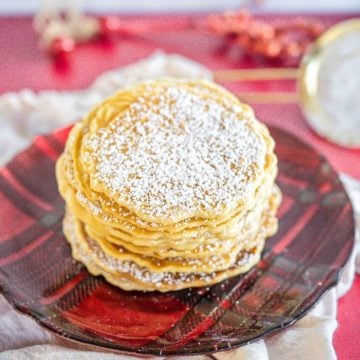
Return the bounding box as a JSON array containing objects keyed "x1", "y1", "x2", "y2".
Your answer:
[{"x1": 1, "y1": 0, "x2": 360, "y2": 14}]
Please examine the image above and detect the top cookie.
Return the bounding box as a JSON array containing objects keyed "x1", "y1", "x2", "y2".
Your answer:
[{"x1": 76, "y1": 79, "x2": 269, "y2": 223}]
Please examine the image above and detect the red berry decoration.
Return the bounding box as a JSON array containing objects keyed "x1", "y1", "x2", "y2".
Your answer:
[
  {"x1": 50, "y1": 37, "x2": 75, "y2": 56},
  {"x1": 99, "y1": 16, "x2": 125, "y2": 36},
  {"x1": 208, "y1": 11, "x2": 324, "y2": 64},
  {"x1": 36, "y1": 2, "x2": 192, "y2": 60}
]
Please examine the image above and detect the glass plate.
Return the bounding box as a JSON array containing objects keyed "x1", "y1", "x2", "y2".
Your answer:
[{"x1": 0, "y1": 125, "x2": 354, "y2": 356}]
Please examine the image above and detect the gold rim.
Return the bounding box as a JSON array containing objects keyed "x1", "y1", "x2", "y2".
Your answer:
[{"x1": 298, "y1": 19, "x2": 360, "y2": 148}]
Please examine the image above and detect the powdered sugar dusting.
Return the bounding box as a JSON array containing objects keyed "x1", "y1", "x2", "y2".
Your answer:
[{"x1": 84, "y1": 81, "x2": 266, "y2": 220}]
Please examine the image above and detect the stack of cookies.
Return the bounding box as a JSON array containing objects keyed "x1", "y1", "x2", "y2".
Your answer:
[{"x1": 56, "y1": 78, "x2": 281, "y2": 292}]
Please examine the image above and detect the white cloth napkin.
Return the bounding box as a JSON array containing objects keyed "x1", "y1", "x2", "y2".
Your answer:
[{"x1": 0, "y1": 53, "x2": 359, "y2": 360}]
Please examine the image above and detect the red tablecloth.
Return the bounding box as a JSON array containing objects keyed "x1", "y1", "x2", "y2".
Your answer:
[{"x1": 0, "y1": 14, "x2": 359, "y2": 360}]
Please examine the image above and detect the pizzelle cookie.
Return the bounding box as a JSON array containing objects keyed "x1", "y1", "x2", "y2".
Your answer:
[{"x1": 56, "y1": 78, "x2": 281, "y2": 292}]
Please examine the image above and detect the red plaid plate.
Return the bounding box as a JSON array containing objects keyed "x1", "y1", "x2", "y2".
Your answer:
[{"x1": 0, "y1": 125, "x2": 354, "y2": 356}]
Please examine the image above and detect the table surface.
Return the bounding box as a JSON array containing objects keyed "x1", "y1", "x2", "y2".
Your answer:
[{"x1": 0, "y1": 14, "x2": 359, "y2": 360}]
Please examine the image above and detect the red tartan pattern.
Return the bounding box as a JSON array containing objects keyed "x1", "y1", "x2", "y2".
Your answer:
[{"x1": 0, "y1": 125, "x2": 354, "y2": 356}]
